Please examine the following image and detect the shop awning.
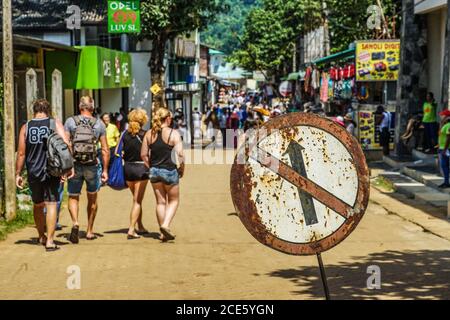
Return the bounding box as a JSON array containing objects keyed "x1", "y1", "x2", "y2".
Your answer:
[
  {"x1": 313, "y1": 48, "x2": 355, "y2": 66},
  {"x1": 75, "y1": 46, "x2": 132, "y2": 90},
  {"x1": 287, "y1": 72, "x2": 299, "y2": 81},
  {"x1": 281, "y1": 70, "x2": 307, "y2": 81}
]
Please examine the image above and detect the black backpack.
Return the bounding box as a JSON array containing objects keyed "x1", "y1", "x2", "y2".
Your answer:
[{"x1": 47, "y1": 119, "x2": 74, "y2": 177}]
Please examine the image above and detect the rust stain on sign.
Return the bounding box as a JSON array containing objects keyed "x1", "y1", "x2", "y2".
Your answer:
[{"x1": 230, "y1": 113, "x2": 370, "y2": 256}]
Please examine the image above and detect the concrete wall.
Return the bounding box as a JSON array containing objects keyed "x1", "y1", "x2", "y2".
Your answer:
[
  {"x1": 129, "y1": 52, "x2": 152, "y2": 125},
  {"x1": 427, "y1": 7, "x2": 447, "y2": 105},
  {"x1": 100, "y1": 88, "x2": 122, "y2": 114},
  {"x1": 396, "y1": 0, "x2": 429, "y2": 155}
]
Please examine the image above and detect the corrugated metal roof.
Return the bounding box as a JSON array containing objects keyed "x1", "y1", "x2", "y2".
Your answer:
[
  {"x1": 2, "y1": 34, "x2": 81, "y2": 51},
  {"x1": 1, "y1": 0, "x2": 106, "y2": 29}
]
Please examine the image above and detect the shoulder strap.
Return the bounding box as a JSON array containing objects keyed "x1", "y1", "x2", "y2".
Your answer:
[
  {"x1": 167, "y1": 128, "x2": 174, "y2": 145},
  {"x1": 73, "y1": 115, "x2": 81, "y2": 126},
  {"x1": 136, "y1": 132, "x2": 143, "y2": 144},
  {"x1": 115, "y1": 131, "x2": 126, "y2": 156},
  {"x1": 88, "y1": 117, "x2": 97, "y2": 127}
]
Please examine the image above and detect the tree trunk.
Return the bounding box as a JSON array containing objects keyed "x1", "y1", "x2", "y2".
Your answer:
[{"x1": 149, "y1": 33, "x2": 168, "y2": 110}]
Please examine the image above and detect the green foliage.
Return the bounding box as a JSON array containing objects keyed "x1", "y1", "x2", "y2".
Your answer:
[
  {"x1": 326, "y1": 0, "x2": 401, "y2": 53},
  {"x1": 139, "y1": 0, "x2": 226, "y2": 108},
  {"x1": 233, "y1": 0, "x2": 401, "y2": 77},
  {"x1": 200, "y1": 0, "x2": 261, "y2": 54},
  {"x1": 0, "y1": 209, "x2": 34, "y2": 241},
  {"x1": 139, "y1": 0, "x2": 226, "y2": 40}
]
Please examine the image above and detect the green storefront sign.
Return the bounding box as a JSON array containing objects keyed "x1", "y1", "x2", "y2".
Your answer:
[
  {"x1": 76, "y1": 46, "x2": 132, "y2": 89},
  {"x1": 108, "y1": 0, "x2": 141, "y2": 34}
]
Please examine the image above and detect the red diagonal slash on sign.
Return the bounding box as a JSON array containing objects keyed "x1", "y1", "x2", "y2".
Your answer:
[{"x1": 252, "y1": 146, "x2": 355, "y2": 220}]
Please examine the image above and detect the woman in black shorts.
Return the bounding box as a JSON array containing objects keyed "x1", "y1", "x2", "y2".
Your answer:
[{"x1": 122, "y1": 108, "x2": 149, "y2": 239}]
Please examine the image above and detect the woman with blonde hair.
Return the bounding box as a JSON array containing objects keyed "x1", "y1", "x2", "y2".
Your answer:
[
  {"x1": 141, "y1": 108, "x2": 185, "y2": 241},
  {"x1": 122, "y1": 108, "x2": 150, "y2": 239}
]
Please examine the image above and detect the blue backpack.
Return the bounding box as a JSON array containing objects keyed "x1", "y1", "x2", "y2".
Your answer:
[{"x1": 107, "y1": 133, "x2": 127, "y2": 190}]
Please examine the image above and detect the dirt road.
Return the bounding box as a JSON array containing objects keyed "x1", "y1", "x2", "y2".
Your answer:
[{"x1": 0, "y1": 150, "x2": 449, "y2": 300}]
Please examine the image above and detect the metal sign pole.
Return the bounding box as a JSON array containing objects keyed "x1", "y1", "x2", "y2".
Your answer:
[{"x1": 316, "y1": 253, "x2": 331, "y2": 300}]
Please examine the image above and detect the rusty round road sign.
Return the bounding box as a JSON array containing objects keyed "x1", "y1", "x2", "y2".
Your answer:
[{"x1": 230, "y1": 113, "x2": 370, "y2": 256}]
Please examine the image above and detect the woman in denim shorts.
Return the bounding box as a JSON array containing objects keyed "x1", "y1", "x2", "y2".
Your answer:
[{"x1": 141, "y1": 108, "x2": 185, "y2": 241}]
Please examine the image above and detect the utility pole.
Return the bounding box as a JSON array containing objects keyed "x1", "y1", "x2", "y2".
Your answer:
[{"x1": 2, "y1": 0, "x2": 17, "y2": 220}]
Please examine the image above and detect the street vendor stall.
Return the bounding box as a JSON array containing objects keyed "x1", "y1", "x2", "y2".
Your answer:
[
  {"x1": 303, "y1": 40, "x2": 400, "y2": 154},
  {"x1": 354, "y1": 40, "x2": 400, "y2": 152}
]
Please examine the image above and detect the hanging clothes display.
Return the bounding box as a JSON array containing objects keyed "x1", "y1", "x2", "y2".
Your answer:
[
  {"x1": 320, "y1": 72, "x2": 329, "y2": 103},
  {"x1": 328, "y1": 78, "x2": 334, "y2": 101},
  {"x1": 311, "y1": 67, "x2": 320, "y2": 90},
  {"x1": 304, "y1": 66, "x2": 312, "y2": 93}
]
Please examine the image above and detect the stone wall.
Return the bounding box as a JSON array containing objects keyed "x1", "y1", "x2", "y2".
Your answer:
[
  {"x1": 442, "y1": 1, "x2": 450, "y2": 108},
  {"x1": 395, "y1": 0, "x2": 429, "y2": 156}
]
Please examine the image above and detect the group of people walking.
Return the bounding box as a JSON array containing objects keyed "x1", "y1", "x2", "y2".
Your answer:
[{"x1": 15, "y1": 97, "x2": 184, "y2": 252}]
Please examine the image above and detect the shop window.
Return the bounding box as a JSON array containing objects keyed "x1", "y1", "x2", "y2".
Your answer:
[
  {"x1": 168, "y1": 64, "x2": 176, "y2": 84},
  {"x1": 177, "y1": 64, "x2": 190, "y2": 83},
  {"x1": 386, "y1": 81, "x2": 397, "y2": 103}
]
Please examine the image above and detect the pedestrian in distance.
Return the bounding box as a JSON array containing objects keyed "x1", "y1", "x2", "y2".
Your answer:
[
  {"x1": 101, "y1": 113, "x2": 120, "y2": 171},
  {"x1": 64, "y1": 96, "x2": 110, "y2": 243},
  {"x1": 376, "y1": 105, "x2": 392, "y2": 156},
  {"x1": 193, "y1": 107, "x2": 202, "y2": 140},
  {"x1": 422, "y1": 92, "x2": 439, "y2": 153},
  {"x1": 437, "y1": 109, "x2": 450, "y2": 188},
  {"x1": 141, "y1": 108, "x2": 185, "y2": 242},
  {"x1": 122, "y1": 108, "x2": 150, "y2": 239},
  {"x1": 15, "y1": 99, "x2": 73, "y2": 252},
  {"x1": 344, "y1": 113, "x2": 357, "y2": 137}
]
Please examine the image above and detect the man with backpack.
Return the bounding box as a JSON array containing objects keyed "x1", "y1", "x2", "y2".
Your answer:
[
  {"x1": 64, "y1": 96, "x2": 110, "y2": 243},
  {"x1": 15, "y1": 99, "x2": 73, "y2": 252}
]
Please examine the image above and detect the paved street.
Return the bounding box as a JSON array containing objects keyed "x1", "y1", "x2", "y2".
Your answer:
[{"x1": 0, "y1": 149, "x2": 449, "y2": 300}]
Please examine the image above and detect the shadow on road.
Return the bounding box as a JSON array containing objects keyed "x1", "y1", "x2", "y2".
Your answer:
[
  {"x1": 56, "y1": 231, "x2": 104, "y2": 241},
  {"x1": 15, "y1": 238, "x2": 69, "y2": 246},
  {"x1": 267, "y1": 250, "x2": 450, "y2": 300},
  {"x1": 104, "y1": 228, "x2": 161, "y2": 240}
]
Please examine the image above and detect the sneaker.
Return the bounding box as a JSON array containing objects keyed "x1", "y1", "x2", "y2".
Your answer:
[
  {"x1": 438, "y1": 183, "x2": 450, "y2": 189},
  {"x1": 55, "y1": 223, "x2": 63, "y2": 231}
]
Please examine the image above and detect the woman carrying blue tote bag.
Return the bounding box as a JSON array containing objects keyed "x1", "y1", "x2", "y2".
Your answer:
[{"x1": 108, "y1": 132, "x2": 127, "y2": 190}]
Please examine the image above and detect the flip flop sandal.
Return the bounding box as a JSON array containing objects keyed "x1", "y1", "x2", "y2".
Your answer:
[
  {"x1": 160, "y1": 227, "x2": 175, "y2": 241},
  {"x1": 69, "y1": 226, "x2": 79, "y2": 244},
  {"x1": 127, "y1": 234, "x2": 141, "y2": 240},
  {"x1": 45, "y1": 245, "x2": 60, "y2": 252},
  {"x1": 86, "y1": 235, "x2": 98, "y2": 241}
]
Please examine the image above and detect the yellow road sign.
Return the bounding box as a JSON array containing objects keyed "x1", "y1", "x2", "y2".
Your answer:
[{"x1": 150, "y1": 83, "x2": 162, "y2": 95}]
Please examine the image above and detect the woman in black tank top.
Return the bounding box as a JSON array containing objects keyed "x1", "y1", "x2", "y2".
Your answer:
[
  {"x1": 149, "y1": 128, "x2": 177, "y2": 171},
  {"x1": 141, "y1": 108, "x2": 185, "y2": 242},
  {"x1": 122, "y1": 109, "x2": 150, "y2": 239}
]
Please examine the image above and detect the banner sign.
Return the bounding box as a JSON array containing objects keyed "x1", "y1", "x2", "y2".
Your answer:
[
  {"x1": 108, "y1": 1, "x2": 141, "y2": 34},
  {"x1": 76, "y1": 46, "x2": 132, "y2": 89},
  {"x1": 356, "y1": 40, "x2": 400, "y2": 81},
  {"x1": 358, "y1": 110, "x2": 395, "y2": 150}
]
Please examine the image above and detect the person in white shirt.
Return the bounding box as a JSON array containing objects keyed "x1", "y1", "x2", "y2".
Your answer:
[{"x1": 376, "y1": 105, "x2": 391, "y2": 156}]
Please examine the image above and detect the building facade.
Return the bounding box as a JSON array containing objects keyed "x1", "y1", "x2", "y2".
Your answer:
[{"x1": 395, "y1": 0, "x2": 450, "y2": 155}]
